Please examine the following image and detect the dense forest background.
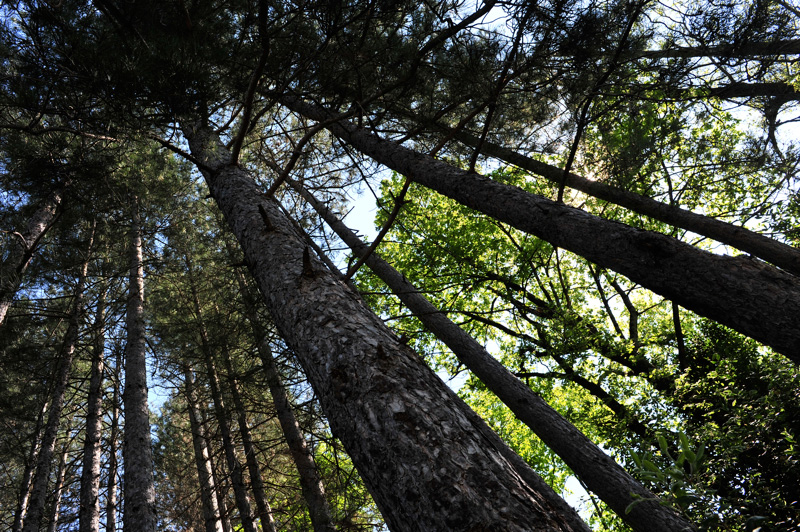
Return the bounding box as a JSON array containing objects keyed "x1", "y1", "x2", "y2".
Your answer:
[{"x1": 1, "y1": 0, "x2": 798, "y2": 530}]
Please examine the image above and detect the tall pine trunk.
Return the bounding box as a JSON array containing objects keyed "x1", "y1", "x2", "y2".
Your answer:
[
  {"x1": 220, "y1": 349, "x2": 278, "y2": 532},
  {"x1": 22, "y1": 222, "x2": 93, "y2": 532},
  {"x1": 79, "y1": 284, "x2": 106, "y2": 532},
  {"x1": 12, "y1": 398, "x2": 48, "y2": 532},
  {"x1": 183, "y1": 121, "x2": 590, "y2": 532},
  {"x1": 122, "y1": 198, "x2": 157, "y2": 532},
  {"x1": 46, "y1": 440, "x2": 70, "y2": 532},
  {"x1": 184, "y1": 366, "x2": 227, "y2": 532},
  {"x1": 291, "y1": 179, "x2": 694, "y2": 532},
  {"x1": 232, "y1": 266, "x2": 336, "y2": 532},
  {"x1": 0, "y1": 182, "x2": 67, "y2": 326},
  {"x1": 105, "y1": 345, "x2": 121, "y2": 532},
  {"x1": 284, "y1": 96, "x2": 800, "y2": 361}
]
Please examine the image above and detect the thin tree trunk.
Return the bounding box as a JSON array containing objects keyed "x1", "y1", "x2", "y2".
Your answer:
[
  {"x1": 122, "y1": 197, "x2": 157, "y2": 532},
  {"x1": 22, "y1": 222, "x2": 93, "y2": 532},
  {"x1": 46, "y1": 440, "x2": 70, "y2": 532},
  {"x1": 183, "y1": 121, "x2": 591, "y2": 532},
  {"x1": 0, "y1": 181, "x2": 67, "y2": 326},
  {"x1": 446, "y1": 127, "x2": 800, "y2": 276},
  {"x1": 210, "y1": 453, "x2": 234, "y2": 532},
  {"x1": 80, "y1": 283, "x2": 106, "y2": 532},
  {"x1": 232, "y1": 266, "x2": 336, "y2": 532},
  {"x1": 184, "y1": 365, "x2": 226, "y2": 532},
  {"x1": 290, "y1": 178, "x2": 693, "y2": 532},
  {"x1": 12, "y1": 398, "x2": 48, "y2": 532},
  {"x1": 105, "y1": 344, "x2": 121, "y2": 532},
  {"x1": 220, "y1": 349, "x2": 278, "y2": 532},
  {"x1": 282, "y1": 96, "x2": 800, "y2": 361}
]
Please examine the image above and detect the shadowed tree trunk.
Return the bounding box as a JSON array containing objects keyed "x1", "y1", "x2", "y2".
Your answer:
[
  {"x1": 220, "y1": 348, "x2": 278, "y2": 532},
  {"x1": 289, "y1": 177, "x2": 693, "y2": 532},
  {"x1": 12, "y1": 398, "x2": 48, "y2": 532},
  {"x1": 46, "y1": 439, "x2": 70, "y2": 532},
  {"x1": 0, "y1": 181, "x2": 67, "y2": 326},
  {"x1": 282, "y1": 96, "x2": 800, "y2": 361},
  {"x1": 22, "y1": 222, "x2": 94, "y2": 532},
  {"x1": 106, "y1": 344, "x2": 121, "y2": 532},
  {"x1": 183, "y1": 120, "x2": 591, "y2": 532},
  {"x1": 79, "y1": 283, "x2": 106, "y2": 532},
  {"x1": 184, "y1": 366, "x2": 226, "y2": 532},
  {"x1": 122, "y1": 198, "x2": 157, "y2": 532}
]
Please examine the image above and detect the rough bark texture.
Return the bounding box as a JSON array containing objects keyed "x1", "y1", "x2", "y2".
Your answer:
[
  {"x1": 448, "y1": 128, "x2": 800, "y2": 276},
  {"x1": 230, "y1": 249, "x2": 337, "y2": 532},
  {"x1": 283, "y1": 96, "x2": 800, "y2": 362},
  {"x1": 221, "y1": 349, "x2": 278, "y2": 532},
  {"x1": 122, "y1": 200, "x2": 157, "y2": 532},
  {"x1": 184, "y1": 366, "x2": 226, "y2": 532},
  {"x1": 80, "y1": 287, "x2": 106, "y2": 532},
  {"x1": 22, "y1": 229, "x2": 91, "y2": 532},
  {"x1": 46, "y1": 442, "x2": 69, "y2": 532},
  {"x1": 183, "y1": 121, "x2": 591, "y2": 532},
  {"x1": 0, "y1": 182, "x2": 66, "y2": 326},
  {"x1": 12, "y1": 401, "x2": 47, "y2": 532},
  {"x1": 292, "y1": 179, "x2": 695, "y2": 532},
  {"x1": 106, "y1": 347, "x2": 120, "y2": 532}
]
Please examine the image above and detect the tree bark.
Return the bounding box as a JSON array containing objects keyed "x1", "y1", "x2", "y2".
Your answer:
[
  {"x1": 46, "y1": 440, "x2": 70, "y2": 532},
  {"x1": 232, "y1": 265, "x2": 336, "y2": 532},
  {"x1": 122, "y1": 197, "x2": 157, "y2": 532},
  {"x1": 12, "y1": 398, "x2": 48, "y2": 532},
  {"x1": 183, "y1": 121, "x2": 591, "y2": 532},
  {"x1": 22, "y1": 222, "x2": 93, "y2": 532},
  {"x1": 80, "y1": 284, "x2": 106, "y2": 532},
  {"x1": 106, "y1": 344, "x2": 121, "y2": 532},
  {"x1": 220, "y1": 349, "x2": 278, "y2": 532},
  {"x1": 0, "y1": 181, "x2": 67, "y2": 326},
  {"x1": 445, "y1": 127, "x2": 800, "y2": 276},
  {"x1": 283, "y1": 96, "x2": 800, "y2": 362},
  {"x1": 184, "y1": 366, "x2": 227, "y2": 532},
  {"x1": 290, "y1": 178, "x2": 694, "y2": 532}
]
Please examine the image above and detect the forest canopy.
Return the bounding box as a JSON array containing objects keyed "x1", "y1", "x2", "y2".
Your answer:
[{"x1": 0, "y1": 0, "x2": 798, "y2": 531}]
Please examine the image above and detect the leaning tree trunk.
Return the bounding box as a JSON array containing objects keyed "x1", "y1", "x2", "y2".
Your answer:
[
  {"x1": 106, "y1": 344, "x2": 121, "y2": 532},
  {"x1": 183, "y1": 120, "x2": 590, "y2": 532},
  {"x1": 46, "y1": 440, "x2": 70, "y2": 532},
  {"x1": 184, "y1": 366, "x2": 226, "y2": 532},
  {"x1": 12, "y1": 398, "x2": 48, "y2": 532},
  {"x1": 122, "y1": 198, "x2": 157, "y2": 532},
  {"x1": 22, "y1": 223, "x2": 93, "y2": 532},
  {"x1": 220, "y1": 348, "x2": 278, "y2": 532},
  {"x1": 0, "y1": 181, "x2": 67, "y2": 327},
  {"x1": 290, "y1": 179, "x2": 694, "y2": 532},
  {"x1": 231, "y1": 265, "x2": 336, "y2": 532},
  {"x1": 284, "y1": 96, "x2": 800, "y2": 362},
  {"x1": 79, "y1": 283, "x2": 106, "y2": 532},
  {"x1": 184, "y1": 254, "x2": 260, "y2": 532}
]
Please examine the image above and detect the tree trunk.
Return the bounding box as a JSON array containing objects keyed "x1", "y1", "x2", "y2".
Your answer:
[
  {"x1": 46, "y1": 440, "x2": 70, "y2": 532},
  {"x1": 220, "y1": 348, "x2": 278, "y2": 532},
  {"x1": 290, "y1": 178, "x2": 694, "y2": 532},
  {"x1": 22, "y1": 222, "x2": 93, "y2": 532},
  {"x1": 122, "y1": 198, "x2": 157, "y2": 532},
  {"x1": 183, "y1": 121, "x2": 591, "y2": 532},
  {"x1": 282, "y1": 96, "x2": 800, "y2": 362},
  {"x1": 446, "y1": 127, "x2": 800, "y2": 276},
  {"x1": 106, "y1": 344, "x2": 121, "y2": 532},
  {"x1": 0, "y1": 181, "x2": 67, "y2": 326},
  {"x1": 12, "y1": 400, "x2": 49, "y2": 532},
  {"x1": 184, "y1": 366, "x2": 226, "y2": 532},
  {"x1": 231, "y1": 265, "x2": 336, "y2": 532},
  {"x1": 80, "y1": 283, "x2": 106, "y2": 532}
]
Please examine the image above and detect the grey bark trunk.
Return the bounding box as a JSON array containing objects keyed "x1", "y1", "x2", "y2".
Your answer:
[
  {"x1": 232, "y1": 266, "x2": 336, "y2": 532},
  {"x1": 12, "y1": 399, "x2": 48, "y2": 532},
  {"x1": 291, "y1": 179, "x2": 695, "y2": 532},
  {"x1": 22, "y1": 223, "x2": 93, "y2": 532},
  {"x1": 80, "y1": 285, "x2": 106, "y2": 532},
  {"x1": 184, "y1": 366, "x2": 226, "y2": 532},
  {"x1": 220, "y1": 349, "x2": 278, "y2": 532},
  {"x1": 0, "y1": 181, "x2": 67, "y2": 326},
  {"x1": 183, "y1": 121, "x2": 590, "y2": 532},
  {"x1": 185, "y1": 254, "x2": 260, "y2": 532},
  {"x1": 122, "y1": 198, "x2": 157, "y2": 532},
  {"x1": 46, "y1": 441, "x2": 69, "y2": 532},
  {"x1": 106, "y1": 345, "x2": 121, "y2": 532},
  {"x1": 282, "y1": 97, "x2": 800, "y2": 362},
  {"x1": 447, "y1": 127, "x2": 800, "y2": 276}
]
